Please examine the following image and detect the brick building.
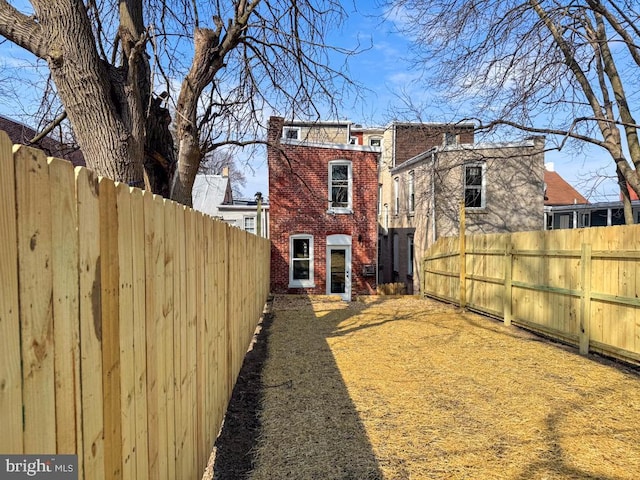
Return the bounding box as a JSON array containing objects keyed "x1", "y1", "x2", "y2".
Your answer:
[{"x1": 268, "y1": 117, "x2": 380, "y2": 299}]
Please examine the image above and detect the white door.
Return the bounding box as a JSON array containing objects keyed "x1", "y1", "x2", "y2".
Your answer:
[{"x1": 326, "y1": 235, "x2": 351, "y2": 301}]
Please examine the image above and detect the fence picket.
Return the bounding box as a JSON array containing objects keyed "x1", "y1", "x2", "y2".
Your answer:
[
  {"x1": 15, "y1": 145, "x2": 56, "y2": 453},
  {"x1": 49, "y1": 158, "x2": 82, "y2": 455},
  {"x1": 0, "y1": 132, "x2": 22, "y2": 454}
]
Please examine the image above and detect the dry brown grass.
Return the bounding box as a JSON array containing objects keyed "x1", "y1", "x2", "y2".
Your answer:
[{"x1": 249, "y1": 295, "x2": 640, "y2": 480}]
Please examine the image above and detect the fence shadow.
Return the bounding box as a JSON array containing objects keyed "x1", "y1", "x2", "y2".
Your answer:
[{"x1": 211, "y1": 294, "x2": 384, "y2": 480}]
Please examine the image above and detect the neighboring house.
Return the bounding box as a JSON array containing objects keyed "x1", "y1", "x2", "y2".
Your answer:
[
  {"x1": 0, "y1": 115, "x2": 85, "y2": 166},
  {"x1": 217, "y1": 198, "x2": 270, "y2": 238},
  {"x1": 268, "y1": 117, "x2": 380, "y2": 300},
  {"x1": 543, "y1": 166, "x2": 640, "y2": 228},
  {"x1": 373, "y1": 121, "x2": 475, "y2": 292},
  {"x1": 192, "y1": 169, "x2": 234, "y2": 216},
  {"x1": 386, "y1": 137, "x2": 545, "y2": 294}
]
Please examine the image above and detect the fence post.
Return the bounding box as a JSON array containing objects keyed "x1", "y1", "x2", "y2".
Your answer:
[
  {"x1": 579, "y1": 243, "x2": 592, "y2": 355},
  {"x1": 504, "y1": 238, "x2": 512, "y2": 326},
  {"x1": 459, "y1": 202, "x2": 466, "y2": 308}
]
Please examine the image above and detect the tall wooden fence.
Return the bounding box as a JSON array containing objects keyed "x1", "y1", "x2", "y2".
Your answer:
[
  {"x1": 423, "y1": 226, "x2": 640, "y2": 366},
  {"x1": 0, "y1": 131, "x2": 271, "y2": 479}
]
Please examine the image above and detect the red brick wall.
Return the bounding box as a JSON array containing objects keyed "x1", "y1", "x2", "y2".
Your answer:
[
  {"x1": 395, "y1": 124, "x2": 474, "y2": 165},
  {"x1": 268, "y1": 118, "x2": 379, "y2": 296}
]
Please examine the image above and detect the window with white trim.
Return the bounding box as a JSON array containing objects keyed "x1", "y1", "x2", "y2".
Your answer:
[
  {"x1": 464, "y1": 163, "x2": 486, "y2": 209},
  {"x1": 408, "y1": 171, "x2": 415, "y2": 213},
  {"x1": 394, "y1": 177, "x2": 400, "y2": 215},
  {"x1": 283, "y1": 126, "x2": 300, "y2": 140},
  {"x1": 244, "y1": 216, "x2": 256, "y2": 234},
  {"x1": 369, "y1": 138, "x2": 382, "y2": 147},
  {"x1": 329, "y1": 160, "x2": 352, "y2": 213},
  {"x1": 289, "y1": 235, "x2": 314, "y2": 287}
]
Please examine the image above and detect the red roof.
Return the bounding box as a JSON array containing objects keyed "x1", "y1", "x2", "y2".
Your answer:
[
  {"x1": 544, "y1": 170, "x2": 588, "y2": 206},
  {"x1": 0, "y1": 115, "x2": 85, "y2": 167}
]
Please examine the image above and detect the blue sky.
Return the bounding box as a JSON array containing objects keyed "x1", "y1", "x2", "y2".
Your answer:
[
  {"x1": 242, "y1": 2, "x2": 619, "y2": 202},
  {"x1": 0, "y1": 1, "x2": 619, "y2": 202}
]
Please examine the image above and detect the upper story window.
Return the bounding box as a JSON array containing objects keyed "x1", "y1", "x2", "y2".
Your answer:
[
  {"x1": 369, "y1": 138, "x2": 382, "y2": 147},
  {"x1": 393, "y1": 177, "x2": 400, "y2": 215},
  {"x1": 464, "y1": 163, "x2": 486, "y2": 209},
  {"x1": 328, "y1": 160, "x2": 352, "y2": 213},
  {"x1": 408, "y1": 171, "x2": 415, "y2": 214},
  {"x1": 283, "y1": 126, "x2": 300, "y2": 140},
  {"x1": 444, "y1": 132, "x2": 458, "y2": 146},
  {"x1": 244, "y1": 216, "x2": 256, "y2": 234},
  {"x1": 289, "y1": 234, "x2": 315, "y2": 288},
  {"x1": 349, "y1": 136, "x2": 359, "y2": 145}
]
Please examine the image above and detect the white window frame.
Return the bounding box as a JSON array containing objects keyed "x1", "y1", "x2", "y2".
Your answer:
[
  {"x1": 464, "y1": 162, "x2": 486, "y2": 209},
  {"x1": 243, "y1": 216, "x2": 256, "y2": 234},
  {"x1": 283, "y1": 126, "x2": 301, "y2": 140},
  {"x1": 394, "y1": 177, "x2": 400, "y2": 215},
  {"x1": 369, "y1": 137, "x2": 382, "y2": 147},
  {"x1": 328, "y1": 160, "x2": 353, "y2": 214},
  {"x1": 408, "y1": 171, "x2": 415, "y2": 214},
  {"x1": 444, "y1": 132, "x2": 458, "y2": 146},
  {"x1": 349, "y1": 136, "x2": 359, "y2": 145},
  {"x1": 289, "y1": 234, "x2": 315, "y2": 288}
]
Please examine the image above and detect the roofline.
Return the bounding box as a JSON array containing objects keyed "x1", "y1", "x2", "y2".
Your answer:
[
  {"x1": 281, "y1": 138, "x2": 381, "y2": 153},
  {"x1": 390, "y1": 139, "x2": 541, "y2": 174},
  {"x1": 217, "y1": 204, "x2": 270, "y2": 211}
]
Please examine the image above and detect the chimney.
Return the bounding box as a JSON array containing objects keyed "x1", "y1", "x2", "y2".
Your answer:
[{"x1": 268, "y1": 116, "x2": 284, "y2": 144}]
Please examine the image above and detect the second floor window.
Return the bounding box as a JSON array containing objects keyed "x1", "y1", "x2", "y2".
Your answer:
[
  {"x1": 329, "y1": 160, "x2": 352, "y2": 212},
  {"x1": 408, "y1": 171, "x2": 415, "y2": 213},
  {"x1": 464, "y1": 163, "x2": 485, "y2": 208},
  {"x1": 394, "y1": 177, "x2": 400, "y2": 215}
]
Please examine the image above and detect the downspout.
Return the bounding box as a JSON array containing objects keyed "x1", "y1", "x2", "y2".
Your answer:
[{"x1": 431, "y1": 151, "x2": 437, "y2": 244}]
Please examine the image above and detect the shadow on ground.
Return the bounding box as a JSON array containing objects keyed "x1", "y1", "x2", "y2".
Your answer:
[{"x1": 210, "y1": 295, "x2": 384, "y2": 480}]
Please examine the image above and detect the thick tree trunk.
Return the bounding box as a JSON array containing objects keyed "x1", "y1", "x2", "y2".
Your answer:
[{"x1": 32, "y1": 0, "x2": 146, "y2": 185}]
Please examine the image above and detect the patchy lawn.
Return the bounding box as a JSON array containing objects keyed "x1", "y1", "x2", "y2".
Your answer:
[{"x1": 210, "y1": 295, "x2": 640, "y2": 480}]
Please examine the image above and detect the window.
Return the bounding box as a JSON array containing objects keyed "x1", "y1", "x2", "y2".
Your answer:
[
  {"x1": 289, "y1": 235, "x2": 314, "y2": 287},
  {"x1": 394, "y1": 177, "x2": 400, "y2": 215},
  {"x1": 244, "y1": 216, "x2": 256, "y2": 234},
  {"x1": 349, "y1": 136, "x2": 359, "y2": 145},
  {"x1": 408, "y1": 171, "x2": 415, "y2": 214},
  {"x1": 444, "y1": 132, "x2": 458, "y2": 146},
  {"x1": 369, "y1": 138, "x2": 382, "y2": 147},
  {"x1": 407, "y1": 235, "x2": 414, "y2": 276},
  {"x1": 283, "y1": 127, "x2": 300, "y2": 140},
  {"x1": 329, "y1": 160, "x2": 352, "y2": 213},
  {"x1": 464, "y1": 163, "x2": 485, "y2": 209}
]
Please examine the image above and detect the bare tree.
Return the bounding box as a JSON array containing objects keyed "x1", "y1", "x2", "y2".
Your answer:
[
  {"x1": 0, "y1": 0, "x2": 357, "y2": 205},
  {"x1": 382, "y1": 0, "x2": 640, "y2": 222}
]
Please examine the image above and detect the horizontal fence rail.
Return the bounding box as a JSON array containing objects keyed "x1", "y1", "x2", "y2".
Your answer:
[
  {"x1": 422, "y1": 227, "x2": 640, "y2": 366},
  {"x1": 0, "y1": 131, "x2": 271, "y2": 480}
]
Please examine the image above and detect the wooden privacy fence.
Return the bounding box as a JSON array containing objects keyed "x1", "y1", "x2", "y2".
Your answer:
[
  {"x1": 422, "y1": 226, "x2": 640, "y2": 366},
  {"x1": 0, "y1": 131, "x2": 271, "y2": 480}
]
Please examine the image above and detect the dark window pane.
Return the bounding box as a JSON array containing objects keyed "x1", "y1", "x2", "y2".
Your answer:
[
  {"x1": 465, "y1": 188, "x2": 482, "y2": 208},
  {"x1": 332, "y1": 165, "x2": 348, "y2": 181},
  {"x1": 293, "y1": 260, "x2": 310, "y2": 280},
  {"x1": 465, "y1": 166, "x2": 482, "y2": 186},
  {"x1": 292, "y1": 238, "x2": 309, "y2": 259},
  {"x1": 332, "y1": 186, "x2": 348, "y2": 207}
]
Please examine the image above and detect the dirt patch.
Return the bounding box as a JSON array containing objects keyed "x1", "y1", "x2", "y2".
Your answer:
[{"x1": 209, "y1": 295, "x2": 640, "y2": 479}]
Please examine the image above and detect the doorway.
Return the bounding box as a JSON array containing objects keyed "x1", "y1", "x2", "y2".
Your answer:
[{"x1": 326, "y1": 235, "x2": 352, "y2": 301}]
